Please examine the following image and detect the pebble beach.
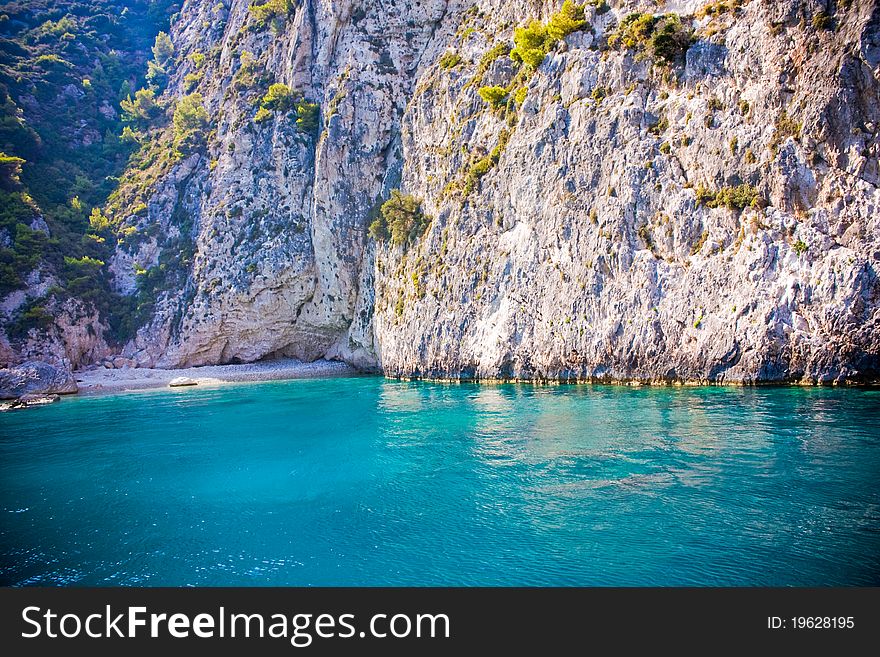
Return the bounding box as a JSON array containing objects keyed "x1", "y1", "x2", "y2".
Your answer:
[{"x1": 74, "y1": 358, "x2": 359, "y2": 394}]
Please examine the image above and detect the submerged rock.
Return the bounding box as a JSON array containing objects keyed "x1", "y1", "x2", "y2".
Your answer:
[
  {"x1": 11, "y1": 393, "x2": 61, "y2": 410},
  {"x1": 0, "y1": 393, "x2": 61, "y2": 411},
  {"x1": 0, "y1": 361, "x2": 78, "y2": 400},
  {"x1": 18, "y1": 393, "x2": 60, "y2": 404},
  {"x1": 168, "y1": 377, "x2": 198, "y2": 388}
]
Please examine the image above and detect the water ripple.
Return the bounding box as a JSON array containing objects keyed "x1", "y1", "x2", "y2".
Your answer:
[{"x1": 1, "y1": 380, "x2": 879, "y2": 586}]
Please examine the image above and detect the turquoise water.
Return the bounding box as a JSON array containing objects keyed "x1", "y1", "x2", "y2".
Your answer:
[{"x1": 1, "y1": 378, "x2": 879, "y2": 586}]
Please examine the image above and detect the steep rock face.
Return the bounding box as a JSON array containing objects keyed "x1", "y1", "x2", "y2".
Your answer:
[
  {"x1": 373, "y1": 0, "x2": 880, "y2": 383},
  {"x1": 114, "y1": 0, "x2": 450, "y2": 368},
  {"x1": 0, "y1": 270, "x2": 112, "y2": 370},
  {"x1": 109, "y1": 0, "x2": 879, "y2": 383}
]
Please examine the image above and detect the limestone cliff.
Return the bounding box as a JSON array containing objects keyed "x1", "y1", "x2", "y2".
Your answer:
[
  {"x1": 18, "y1": 0, "x2": 880, "y2": 384},
  {"x1": 110, "y1": 0, "x2": 451, "y2": 370},
  {"x1": 372, "y1": 0, "x2": 880, "y2": 384}
]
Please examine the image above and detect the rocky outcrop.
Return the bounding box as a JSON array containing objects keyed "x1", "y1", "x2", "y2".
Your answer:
[
  {"x1": 11, "y1": 0, "x2": 878, "y2": 385},
  {"x1": 15, "y1": 298, "x2": 113, "y2": 370},
  {"x1": 0, "y1": 361, "x2": 78, "y2": 400},
  {"x1": 0, "y1": 273, "x2": 112, "y2": 371}
]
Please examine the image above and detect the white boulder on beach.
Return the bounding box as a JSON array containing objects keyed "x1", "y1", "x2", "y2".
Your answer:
[{"x1": 168, "y1": 377, "x2": 198, "y2": 388}]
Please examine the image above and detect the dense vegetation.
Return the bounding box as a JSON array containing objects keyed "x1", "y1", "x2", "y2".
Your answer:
[{"x1": 0, "y1": 0, "x2": 174, "y2": 339}]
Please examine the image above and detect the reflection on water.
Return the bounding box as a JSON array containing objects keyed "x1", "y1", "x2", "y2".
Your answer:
[{"x1": 1, "y1": 379, "x2": 879, "y2": 586}]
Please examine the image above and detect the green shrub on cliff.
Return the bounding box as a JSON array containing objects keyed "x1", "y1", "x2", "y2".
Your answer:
[
  {"x1": 696, "y1": 1, "x2": 744, "y2": 19},
  {"x1": 295, "y1": 101, "x2": 320, "y2": 135},
  {"x1": 249, "y1": 0, "x2": 297, "y2": 31},
  {"x1": 463, "y1": 130, "x2": 510, "y2": 195},
  {"x1": 608, "y1": 13, "x2": 692, "y2": 65},
  {"x1": 261, "y1": 83, "x2": 295, "y2": 111},
  {"x1": 33, "y1": 53, "x2": 74, "y2": 73},
  {"x1": 439, "y1": 51, "x2": 462, "y2": 69},
  {"x1": 467, "y1": 42, "x2": 512, "y2": 89},
  {"x1": 478, "y1": 85, "x2": 509, "y2": 109},
  {"x1": 368, "y1": 191, "x2": 430, "y2": 248},
  {"x1": 609, "y1": 13, "x2": 656, "y2": 49},
  {"x1": 151, "y1": 32, "x2": 175, "y2": 66},
  {"x1": 7, "y1": 302, "x2": 55, "y2": 337},
  {"x1": 650, "y1": 15, "x2": 692, "y2": 63},
  {"x1": 547, "y1": 0, "x2": 589, "y2": 41},
  {"x1": 510, "y1": 2, "x2": 589, "y2": 70},
  {"x1": 253, "y1": 84, "x2": 319, "y2": 134},
  {"x1": 184, "y1": 71, "x2": 204, "y2": 92},
  {"x1": 0, "y1": 153, "x2": 25, "y2": 189},
  {"x1": 145, "y1": 32, "x2": 175, "y2": 89},
  {"x1": 769, "y1": 111, "x2": 801, "y2": 154},
  {"x1": 254, "y1": 107, "x2": 273, "y2": 123},
  {"x1": 811, "y1": 11, "x2": 832, "y2": 30},
  {"x1": 172, "y1": 93, "x2": 209, "y2": 152},
  {"x1": 694, "y1": 183, "x2": 761, "y2": 210},
  {"x1": 120, "y1": 88, "x2": 161, "y2": 124},
  {"x1": 511, "y1": 20, "x2": 551, "y2": 69},
  {"x1": 234, "y1": 50, "x2": 260, "y2": 89}
]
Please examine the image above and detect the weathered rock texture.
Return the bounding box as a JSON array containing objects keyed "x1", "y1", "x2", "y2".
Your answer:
[
  {"x1": 16, "y1": 0, "x2": 880, "y2": 384},
  {"x1": 111, "y1": 0, "x2": 450, "y2": 370},
  {"x1": 0, "y1": 361, "x2": 78, "y2": 400},
  {"x1": 373, "y1": 0, "x2": 880, "y2": 384},
  {"x1": 0, "y1": 271, "x2": 113, "y2": 371}
]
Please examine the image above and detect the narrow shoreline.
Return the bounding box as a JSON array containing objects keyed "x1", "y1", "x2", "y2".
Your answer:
[
  {"x1": 64, "y1": 360, "x2": 880, "y2": 397},
  {"x1": 74, "y1": 358, "x2": 360, "y2": 395}
]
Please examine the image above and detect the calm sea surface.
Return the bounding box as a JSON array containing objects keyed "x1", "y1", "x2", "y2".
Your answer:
[{"x1": 1, "y1": 378, "x2": 878, "y2": 586}]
